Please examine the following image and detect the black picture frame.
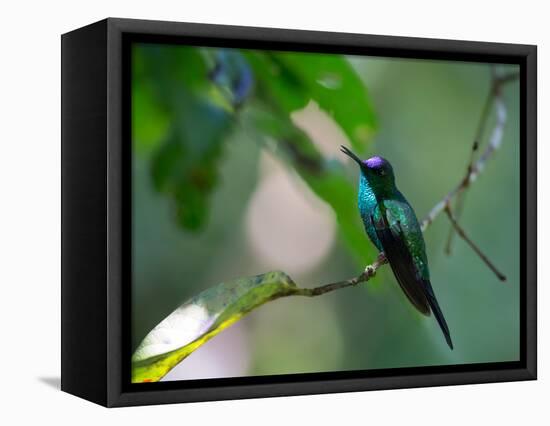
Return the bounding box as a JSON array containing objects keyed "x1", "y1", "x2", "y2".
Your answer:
[{"x1": 61, "y1": 17, "x2": 537, "y2": 407}]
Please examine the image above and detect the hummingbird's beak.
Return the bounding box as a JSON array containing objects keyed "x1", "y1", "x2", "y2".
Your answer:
[{"x1": 340, "y1": 145, "x2": 363, "y2": 166}]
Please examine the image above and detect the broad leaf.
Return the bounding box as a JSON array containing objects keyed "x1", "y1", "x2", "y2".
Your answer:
[
  {"x1": 132, "y1": 271, "x2": 301, "y2": 383},
  {"x1": 274, "y1": 51, "x2": 376, "y2": 150},
  {"x1": 244, "y1": 50, "x2": 376, "y2": 151},
  {"x1": 243, "y1": 51, "x2": 310, "y2": 113}
]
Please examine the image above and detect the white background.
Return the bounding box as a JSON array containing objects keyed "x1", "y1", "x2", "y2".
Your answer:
[{"x1": 0, "y1": 0, "x2": 545, "y2": 424}]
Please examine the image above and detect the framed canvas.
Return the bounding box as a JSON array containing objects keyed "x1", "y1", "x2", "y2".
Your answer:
[{"x1": 61, "y1": 18, "x2": 537, "y2": 407}]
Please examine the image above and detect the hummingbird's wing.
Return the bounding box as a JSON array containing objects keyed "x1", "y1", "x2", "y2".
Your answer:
[
  {"x1": 371, "y1": 212, "x2": 430, "y2": 315},
  {"x1": 371, "y1": 210, "x2": 453, "y2": 349}
]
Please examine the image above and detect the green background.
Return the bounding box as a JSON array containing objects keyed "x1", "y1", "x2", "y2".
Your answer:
[{"x1": 131, "y1": 43, "x2": 520, "y2": 381}]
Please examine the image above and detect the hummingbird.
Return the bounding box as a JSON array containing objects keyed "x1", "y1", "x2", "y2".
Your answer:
[{"x1": 341, "y1": 146, "x2": 453, "y2": 349}]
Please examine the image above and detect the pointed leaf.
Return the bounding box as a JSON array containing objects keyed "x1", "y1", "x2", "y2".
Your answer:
[
  {"x1": 274, "y1": 51, "x2": 376, "y2": 150},
  {"x1": 244, "y1": 51, "x2": 376, "y2": 150},
  {"x1": 132, "y1": 271, "x2": 300, "y2": 383}
]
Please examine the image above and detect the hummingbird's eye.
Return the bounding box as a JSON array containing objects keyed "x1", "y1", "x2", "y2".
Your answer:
[{"x1": 378, "y1": 169, "x2": 386, "y2": 176}]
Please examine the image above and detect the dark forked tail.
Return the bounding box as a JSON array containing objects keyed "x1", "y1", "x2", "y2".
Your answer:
[
  {"x1": 371, "y1": 213, "x2": 454, "y2": 350},
  {"x1": 423, "y1": 280, "x2": 454, "y2": 350}
]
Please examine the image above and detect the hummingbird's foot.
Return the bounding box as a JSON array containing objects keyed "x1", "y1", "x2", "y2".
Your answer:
[{"x1": 362, "y1": 264, "x2": 377, "y2": 279}]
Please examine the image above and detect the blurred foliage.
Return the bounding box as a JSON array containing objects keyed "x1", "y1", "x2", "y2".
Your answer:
[
  {"x1": 134, "y1": 47, "x2": 234, "y2": 229},
  {"x1": 242, "y1": 50, "x2": 376, "y2": 148},
  {"x1": 133, "y1": 44, "x2": 377, "y2": 263},
  {"x1": 132, "y1": 271, "x2": 300, "y2": 383}
]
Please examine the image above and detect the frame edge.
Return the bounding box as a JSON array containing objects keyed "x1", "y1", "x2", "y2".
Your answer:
[
  {"x1": 61, "y1": 19, "x2": 110, "y2": 406},
  {"x1": 102, "y1": 17, "x2": 538, "y2": 407}
]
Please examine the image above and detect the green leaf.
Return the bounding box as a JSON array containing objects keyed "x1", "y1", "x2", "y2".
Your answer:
[
  {"x1": 132, "y1": 82, "x2": 171, "y2": 155},
  {"x1": 274, "y1": 52, "x2": 376, "y2": 150},
  {"x1": 244, "y1": 51, "x2": 376, "y2": 150},
  {"x1": 243, "y1": 51, "x2": 310, "y2": 112},
  {"x1": 132, "y1": 271, "x2": 300, "y2": 383},
  {"x1": 132, "y1": 44, "x2": 211, "y2": 156}
]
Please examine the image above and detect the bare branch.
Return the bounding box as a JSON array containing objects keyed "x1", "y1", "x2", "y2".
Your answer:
[
  {"x1": 444, "y1": 192, "x2": 466, "y2": 254},
  {"x1": 420, "y1": 72, "x2": 513, "y2": 232},
  {"x1": 445, "y1": 69, "x2": 519, "y2": 253},
  {"x1": 444, "y1": 71, "x2": 494, "y2": 253},
  {"x1": 444, "y1": 205, "x2": 506, "y2": 281},
  {"x1": 294, "y1": 253, "x2": 388, "y2": 297}
]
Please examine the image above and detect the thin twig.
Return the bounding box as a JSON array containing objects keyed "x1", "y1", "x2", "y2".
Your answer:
[
  {"x1": 444, "y1": 69, "x2": 519, "y2": 253},
  {"x1": 444, "y1": 192, "x2": 466, "y2": 254},
  {"x1": 444, "y1": 73, "x2": 494, "y2": 253},
  {"x1": 420, "y1": 74, "x2": 515, "y2": 232},
  {"x1": 444, "y1": 205, "x2": 507, "y2": 281},
  {"x1": 293, "y1": 254, "x2": 388, "y2": 297}
]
